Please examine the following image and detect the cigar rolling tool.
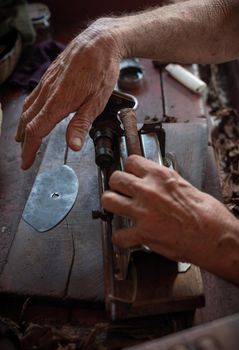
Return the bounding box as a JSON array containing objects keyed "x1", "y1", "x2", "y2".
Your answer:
[
  {"x1": 21, "y1": 87, "x2": 203, "y2": 320},
  {"x1": 90, "y1": 90, "x2": 192, "y2": 320}
]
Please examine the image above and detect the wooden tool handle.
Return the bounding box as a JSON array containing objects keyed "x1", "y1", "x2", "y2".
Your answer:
[{"x1": 119, "y1": 108, "x2": 142, "y2": 156}]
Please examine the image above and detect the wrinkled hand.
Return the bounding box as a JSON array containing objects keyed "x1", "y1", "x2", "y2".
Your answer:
[
  {"x1": 16, "y1": 19, "x2": 124, "y2": 169},
  {"x1": 101, "y1": 155, "x2": 233, "y2": 266}
]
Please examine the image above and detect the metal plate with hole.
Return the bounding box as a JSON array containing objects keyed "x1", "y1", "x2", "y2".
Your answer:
[{"x1": 23, "y1": 165, "x2": 79, "y2": 232}]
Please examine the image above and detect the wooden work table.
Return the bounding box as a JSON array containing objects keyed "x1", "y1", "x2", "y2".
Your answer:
[{"x1": 0, "y1": 21, "x2": 238, "y2": 349}]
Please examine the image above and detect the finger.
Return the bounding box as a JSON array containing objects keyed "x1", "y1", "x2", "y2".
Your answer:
[
  {"x1": 66, "y1": 109, "x2": 93, "y2": 151},
  {"x1": 113, "y1": 228, "x2": 182, "y2": 260},
  {"x1": 145, "y1": 242, "x2": 180, "y2": 262},
  {"x1": 112, "y1": 227, "x2": 141, "y2": 248},
  {"x1": 124, "y1": 154, "x2": 150, "y2": 178},
  {"x1": 16, "y1": 65, "x2": 63, "y2": 142},
  {"x1": 16, "y1": 87, "x2": 48, "y2": 142},
  {"x1": 125, "y1": 154, "x2": 173, "y2": 181},
  {"x1": 109, "y1": 170, "x2": 141, "y2": 197},
  {"x1": 66, "y1": 92, "x2": 110, "y2": 151},
  {"x1": 16, "y1": 84, "x2": 43, "y2": 142},
  {"x1": 101, "y1": 191, "x2": 136, "y2": 219},
  {"x1": 21, "y1": 124, "x2": 42, "y2": 170},
  {"x1": 20, "y1": 106, "x2": 63, "y2": 169},
  {"x1": 20, "y1": 87, "x2": 109, "y2": 168},
  {"x1": 23, "y1": 81, "x2": 43, "y2": 112}
]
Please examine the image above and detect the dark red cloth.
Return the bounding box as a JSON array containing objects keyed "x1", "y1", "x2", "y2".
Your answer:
[{"x1": 9, "y1": 40, "x2": 65, "y2": 90}]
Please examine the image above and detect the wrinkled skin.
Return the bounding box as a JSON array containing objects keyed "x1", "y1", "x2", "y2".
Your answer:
[
  {"x1": 101, "y1": 155, "x2": 239, "y2": 283},
  {"x1": 16, "y1": 0, "x2": 239, "y2": 170},
  {"x1": 15, "y1": 20, "x2": 123, "y2": 169}
]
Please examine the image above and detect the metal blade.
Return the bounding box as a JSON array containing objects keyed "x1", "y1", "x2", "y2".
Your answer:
[{"x1": 23, "y1": 165, "x2": 78, "y2": 232}]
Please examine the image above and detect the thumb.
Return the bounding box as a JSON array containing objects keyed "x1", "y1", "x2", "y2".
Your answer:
[
  {"x1": 66, "y1": 110, "x2": 93, "y2": 151},
  {"x1": 112, "y1": 227, "x2": 141, "y2": 249}
]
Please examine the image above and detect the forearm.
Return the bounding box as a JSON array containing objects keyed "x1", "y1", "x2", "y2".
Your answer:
[
  {"x1": 215, "y1": 218, "x2": 239, "y2": 284},
  {"x1": 187, "y1": 195, "x2": 239, "y2": 285},
  {"x1": 109, "y1": 0, "x2": 239, "y2": 64}
]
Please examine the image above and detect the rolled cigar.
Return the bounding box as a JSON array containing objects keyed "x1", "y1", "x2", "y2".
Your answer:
[{"x1": 118, "y1": 108, "x2": 142, "y2": 156}]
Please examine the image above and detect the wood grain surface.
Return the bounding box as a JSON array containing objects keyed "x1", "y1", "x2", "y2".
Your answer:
[
  {"x1": 161, "y1": 64, "x2": 206, "y2": 122},
  {"x1": 0, "y1": 55, "x2": 238, "y2": 328},
  {"x1": 0, "y1": 120, "x2": 207, "y2": 310},
  {"x1": 124, "y1": 314, "x2": 239, "y2": 350}
]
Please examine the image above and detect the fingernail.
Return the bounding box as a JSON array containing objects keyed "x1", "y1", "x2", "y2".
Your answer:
[
  {"x1": 21, "y1": 161, "x2": 28, "y2": 170},
  {"x1": 15, "y1": 131, "x2": 22, "y2": 142},
  {"x1": 72, "y1": 137, "x2": 82, "y2": 150}
]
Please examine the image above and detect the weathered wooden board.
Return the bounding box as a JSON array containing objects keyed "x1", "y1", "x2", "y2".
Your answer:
[
  {"x1": 62, "y1": 140, "x2": 104, "y2": 301},
  {"x1": 124, "y1": 313, "x2": 239, "y2": 350},
  {"x1": 0, "y1": 117, "x2": 104, "y2": 301},
  {"x1": 0, "y1": 89, "x2": 48, "y2": 277},
  {"x1": 108, "y1": 254, "x2": 204, "y2": 319},
  {"x1": 127, "y1": 59, "x2": 164, "y2": 123},
  {"x1": 161, "y1": 64, "x2": 206, "y2": 122},
  {"x1": 0, "y1": 120, "x2": 74, "y2": 298},
  {"x1": 0, "y1": 121, "x2": 206, "y2": 307},
  {"x1": 164, "y1": 122, "x2": 208, "y2": 189},
  {"x1": 0, "y1": 59, "x2": 165, "y2": 303},
  {"x1": 0, "y1": 61, "x2": 206, "y2": 312},
  {"x1": 201, "y1": 145, "x2": 222, "y2": 201},
  {"x1": 1, "y1": 59, "x2": 238, "y2": 326},
  {"x1": 166, "y1": 135, "x2": 239, "y2": 326}
]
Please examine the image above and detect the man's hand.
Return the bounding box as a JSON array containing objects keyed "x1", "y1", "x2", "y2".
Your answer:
[
  {"x1": 15, "y1": 19, "x2": 124, "y2": 169},
  {"x1": 101, "y1": 155, "x2": 239, "y2": 284},
  {"x1": 16, "y1": 0, "x2": 239, "y2": 170}
]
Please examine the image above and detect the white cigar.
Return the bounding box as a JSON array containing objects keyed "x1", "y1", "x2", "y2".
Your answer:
[{"x1": 165, "y1": 63, "x2": 207, "y2": 94}]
